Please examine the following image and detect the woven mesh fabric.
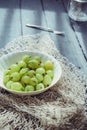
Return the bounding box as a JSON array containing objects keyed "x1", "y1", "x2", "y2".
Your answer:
[{"x1": 0, "y1": 34, "x2": 87, "y2": 130}]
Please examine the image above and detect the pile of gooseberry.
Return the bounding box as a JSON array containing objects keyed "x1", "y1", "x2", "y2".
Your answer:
[{"x1": 3, "y1": 55, "x2": 54, "y2": 92}]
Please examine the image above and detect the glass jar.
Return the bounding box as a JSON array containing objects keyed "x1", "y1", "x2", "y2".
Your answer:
[{"x1": 68, "y1": 0, "x2": 87, "y2": 21}]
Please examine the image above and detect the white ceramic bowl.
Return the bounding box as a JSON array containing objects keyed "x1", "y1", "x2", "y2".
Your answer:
[{"x1": 0, "y1": 51, "x2": 62, "y2": 95}]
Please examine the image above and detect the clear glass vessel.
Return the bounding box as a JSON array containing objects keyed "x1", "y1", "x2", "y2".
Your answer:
[{"x1": 68, "y1": 0, "x2": 87, "y2": 21}]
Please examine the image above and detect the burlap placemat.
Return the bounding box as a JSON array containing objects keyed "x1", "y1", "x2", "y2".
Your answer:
[{"x1": 0, "y1": 34, "x2": 87, "y2": 130}]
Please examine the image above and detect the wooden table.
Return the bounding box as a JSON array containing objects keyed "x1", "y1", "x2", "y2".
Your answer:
[{"x1": 0, "y1": 0, "x2": 87, "y2": 76}]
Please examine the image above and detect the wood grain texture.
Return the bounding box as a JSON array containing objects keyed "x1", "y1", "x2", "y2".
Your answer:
[
  {"x1": 62, "y1": 0, "x2": 87, "y2": 73},
  {"x1": 21, "y1": 0, "x2": 49, "y2": 35},
  {"x1": 62, "y1": 0, "x2": 87, "y2": 59},
  {"x1": 70, "y1": 21, "x2": 87, "y2": 60},
  {"x1": 42, "y1": 0, "x2": 87, "y2": 75},
  {"x1": 0, "y1": 0, "x2": 87, "y2": 75},
  {"x1": 0, "y1": 0, "x2": 21, "y2": 48}
]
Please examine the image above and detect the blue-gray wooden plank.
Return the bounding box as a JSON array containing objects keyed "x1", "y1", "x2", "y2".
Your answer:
[
  {"x1": 0, "y1": 0, "x2": 21, "y2": 48},
  {"x1": 42, "y1": 0, "x2": 87, "y2": 75},
  {"x1": 62, "y1": 0, "x2": 87, "y2": 60},
  {"x1": 21, "y1": 0, "x2": 49, "y2": 35},
  {"x1": 70, "y1": 20, "x2": 87, "y2": 60}
]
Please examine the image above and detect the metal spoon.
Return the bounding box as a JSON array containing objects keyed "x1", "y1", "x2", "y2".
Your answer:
[{"x1": 26, "y1": 24, "x2": 65, "y2": 35}]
